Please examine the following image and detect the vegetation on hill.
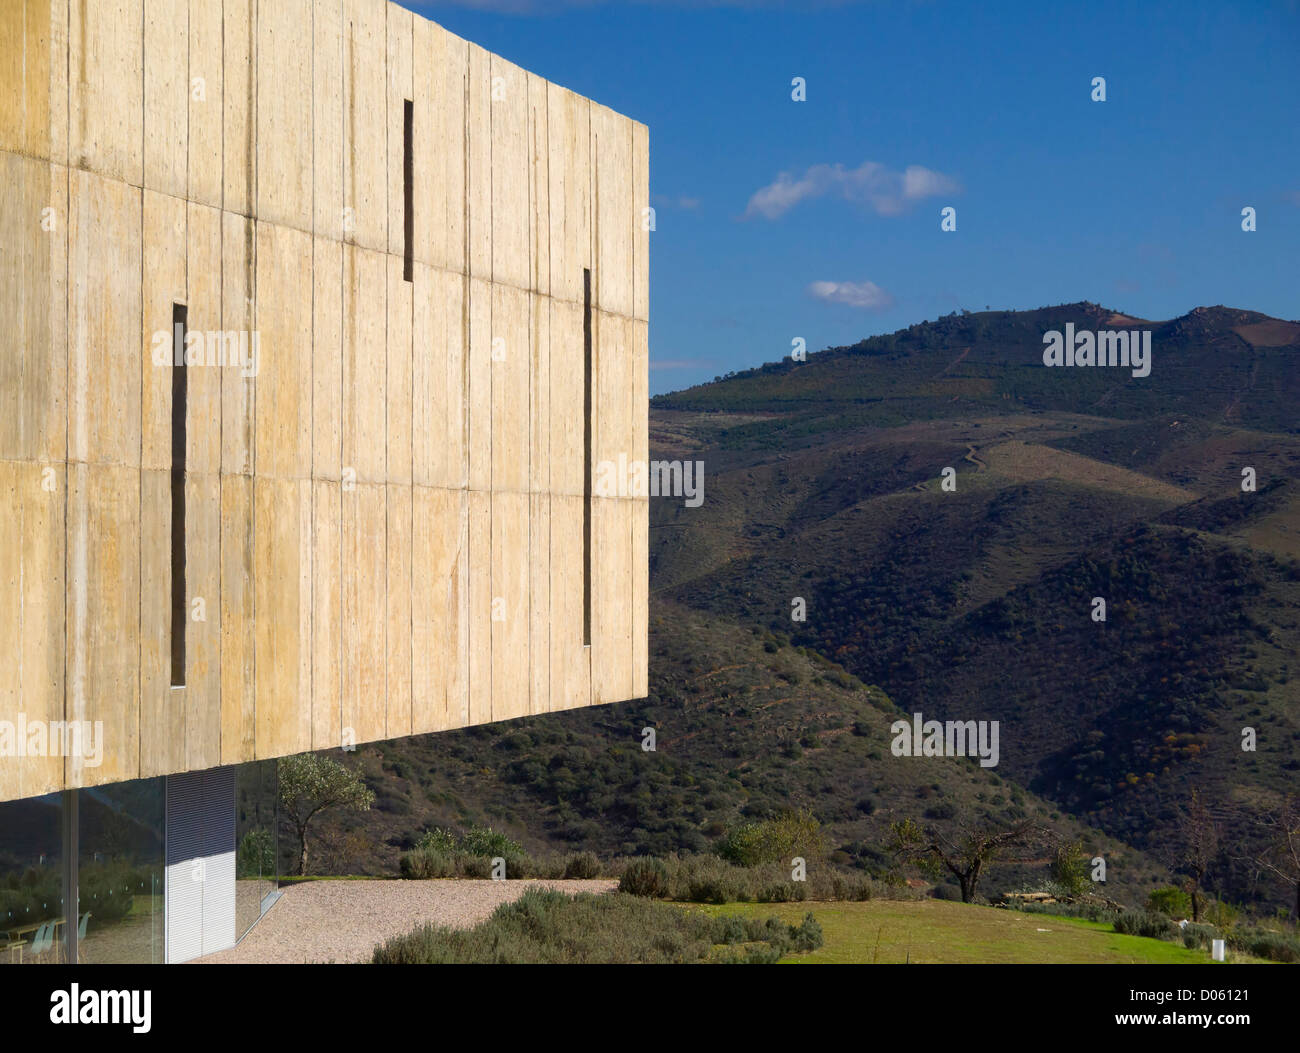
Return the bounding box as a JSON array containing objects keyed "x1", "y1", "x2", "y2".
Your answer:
[
  {"x1": 644, "y1": 303, "x2": 1300, "y2": 917},
  {"x1": 313, "y1": 302, "x2": 1299, "y2": 922}
]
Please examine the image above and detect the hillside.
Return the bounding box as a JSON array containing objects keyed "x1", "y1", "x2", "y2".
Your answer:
[
  {"x1": 318, "y1": 302, "x2": 1298, "y2": 916},
  {"x1": 647, "y1": 303, "x2": 1300, "y2": 912},
  {"x1": 318, "y1": 601, "x2": 1168, "y2": 907}
]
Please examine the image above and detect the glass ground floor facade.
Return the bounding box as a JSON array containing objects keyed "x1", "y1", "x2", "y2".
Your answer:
[{"x1": 0, "y1": 760, "x2": 280, "y2": 964}]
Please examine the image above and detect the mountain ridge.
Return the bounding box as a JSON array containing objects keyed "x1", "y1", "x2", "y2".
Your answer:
[{"x1": 644, "y1": 301, "x2": 1300, "y2": 913}]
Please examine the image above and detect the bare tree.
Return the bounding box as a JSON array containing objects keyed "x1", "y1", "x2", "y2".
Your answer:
[
  {"x1": 891, "y1": 816, "x2": 1040, "y2": 903},
  {"x1": 1252, "y1": 793, "x2": 1300, "y2": 921},
  {"x1": 1178, "y1": 786, "x2": 1219, "y2": 922}
]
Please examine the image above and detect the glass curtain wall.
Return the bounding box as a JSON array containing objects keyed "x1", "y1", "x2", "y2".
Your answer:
[
  {"x1": 3, "y1": 760, "x2": 272, "y2": 963},
  {"x1": 77, "y1": 776, "x2": 165, "y2": 963},
  {"x1": 235, "y1": 759, "x2": 279, "y2": 940},
  {"x1": 0, "y1": 793, "x2": 63, "y2": 964}
]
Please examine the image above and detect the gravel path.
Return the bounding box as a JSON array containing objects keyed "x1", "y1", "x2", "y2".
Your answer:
[{"x1": 196, "y1": 879, "x2": 618, "y2": 964}]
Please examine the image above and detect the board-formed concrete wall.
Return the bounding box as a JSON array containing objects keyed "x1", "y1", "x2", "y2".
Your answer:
[{"x1": 0, "y1": 0, "x2": 648, "y2": 803}]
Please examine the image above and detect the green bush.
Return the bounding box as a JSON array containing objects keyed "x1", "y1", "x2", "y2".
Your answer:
[
  {"x1": 399, "y1": 847, "x2": 456, "y2": 879},
  {"x1": 1050, "y1": 841, "x2": 1091, "y2": 899},
  {"x1": 458, "y1": 854, "x2": 493, "y2": 879},
  {"x1": 499, "y1": 852, "x2": 534, "y2": 878},
  {"x1": 1114, "y1": 911, "x2": 1179, "y2": 941},
  {"x1": 237, "y1": 828, "x2": 276, "y2": 879},
  {"x1": 620, "y1": 853, "x2": 887, "y2": 904},
  {"x1": 1145, "y1": 886, "x2": 1191, "y2": 918},
  {"x1": 562, "y1": 851, "x2": 602, "y2": 879},
  {"x1": 759, "y1": 882, "x2": 805, "y2": 903},
  {"x1": 0, "y1": 884, "x2": 60, "y2": 929},
  {"x1": 1228, "y1": 928, "x2": 1300, "y2": 964},
  {"x1": 717, "y1": 809, "x2": 825, "y2": 867},
  {"x1": 400, "y1": 824, "x2": 540, "y2": 878},
  {"x1": 824, "y1": 871, "x2": 875, "y2": 902},
  {"x1": 1019, "y1": 900, "x2": 1118, "y2": 925},
  {"x1": 619, "y1": 858, "x2": 669, "y2": 898},
  {"x1": 413, "y1": 827, "x2": 458, "y2": 854},
  {"x1": 1202, "y1": 899, "x2": 1238, "y2": 929},
  {"x1": 79, "y1": 862, "x2": 156, "y2": 925},
  {"x1": 459, "y1": 825, "x2": 523, "y2": 859},
  {"x1": 371, "y1": 887, "x2": 823, "y2": 964},
  {"x1": 1181, "y1": 923, "x2": 1217, "y2": 950}
]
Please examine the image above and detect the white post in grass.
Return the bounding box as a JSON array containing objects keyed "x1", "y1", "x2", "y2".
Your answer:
[{"x1": 1211, "y1": 939, "x2": 1225, "y2": 962}]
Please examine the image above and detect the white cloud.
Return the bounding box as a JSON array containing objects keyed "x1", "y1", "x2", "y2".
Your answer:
[
  {"x1": 744, "y1": 160, "x2": 960, "y2": 220},
  {"x1": 807, "y1": 280, "x2": 894, "y2": 310},
  {"x1": 902, "y1": 165, "x2": 956, "y2": 200}
]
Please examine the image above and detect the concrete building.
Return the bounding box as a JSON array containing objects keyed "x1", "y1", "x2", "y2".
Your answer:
[{"x1": 0, "y1": 0, "x2": 648, "y2": 962}]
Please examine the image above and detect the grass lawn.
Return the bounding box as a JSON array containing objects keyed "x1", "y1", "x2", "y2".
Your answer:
[{"x1": 686, "y1": 899, "x2": 1246, "y2": 964}]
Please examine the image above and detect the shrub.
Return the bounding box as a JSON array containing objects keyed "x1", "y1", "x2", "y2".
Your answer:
[
  {"x1": 459, "y1": 826, "x2": 523, "y2": 859},
  {"x1": 371, "y1": 888, "x2": 824, "y2": 964},
  {"x1": 563, "y1": 851, "x2": 602, "y2": 879},
  {"x1": 619, "y1": 858, "x2": 670, "y2": 898},
  {"x1": 1019, "y1": 900, "x2": 1117, "y2": 925},
  {"x1": 500, "y1": 852, "x2": 535, "y2": 879},
  {"x1": 399, "y1": 847, "x2": 455, "y2": 879},
  {"x1": 1202, "y1": 899, "x2": 1238, "y2": 929},
  {"x1": 1227, "y1": 928, "x2": 1300, "y2": 964},
  {"x1": 620, "y1": 853, "x2": 889, "y2": 904},
  {"x1": 789, "y1": 912, "x2": 823, "y2": 953},
  {"x1": 1181, "y1": 923, "x2": 1217, "y2": 950},
  {"x1": 759, "y1": 882, "x2": 803, "y2": 903},
  {"x1": 0, "y1": 885, "x2": 59, "y2": 928},
  {"x1": 1114, "y1": 911, "x2": 1179, "y2": 941},
  {"x1": 1050, "y1": 841, "x2": 1091, "y2": 899},
  {"x1": 400, "y1": 824, "x2": 537, "y2": 878},
  {"x1": 78, "y1": 863, "x2": 156, "y2": 925},
  {"x1": 718, "y1": 824, "x2": 766, "y2": 867},
  {"x1": 688, "y1": 879, "x2": 733, "y2": 905},
  {"x1": 717, "y1": 809, "x2": 826, "y2": 867},
  {"x1": 1145, "y1": 886, "x2": 1191, "y2": 918},
  {"x1": 237, "y1": 828, "x2": 276, "y2": 879},
  {"x1": 413, "y1": 827, "x2": 457, "y2": 854},
  {"x1": 459, "y1": 854, "x2": 493, "y2": 879}
]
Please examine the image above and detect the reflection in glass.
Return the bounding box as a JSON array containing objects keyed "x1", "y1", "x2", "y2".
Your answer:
[
  {"x1": 236, "y1": 759, "x2": 279, "y2": 940},
  {"x1": 78, "y1": 777, "x2": 165, "y2": 964},
  {"x1": 0, "y1": 793, "x2": 64, "y2": 964}
]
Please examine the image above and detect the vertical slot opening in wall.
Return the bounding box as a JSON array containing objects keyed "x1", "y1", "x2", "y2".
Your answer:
[
  {"x1": 403, "y1": 99, "x2": 414, "y2": 283},
  {"x1": 583, "y1": 267, "x2": 593, "y2": 647},
  {"x1": 171, "y1": 303, "x2": 188, "y2": 689}
]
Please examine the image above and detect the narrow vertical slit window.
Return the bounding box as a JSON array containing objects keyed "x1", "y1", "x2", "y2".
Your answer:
[
  {"x1": 171, "y1": 303, "x2": 188, "y2": 688},
  {"x1": 403, "y1": 98, "x2": 414, "y2": 283},
  {"x1": 582, "y1": 267, "x2": 593, "y2": 647}
]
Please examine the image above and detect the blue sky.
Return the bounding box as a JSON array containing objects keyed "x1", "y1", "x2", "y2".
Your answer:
[{"x1": 405, "y1": 0, "x2": 1300, "y2": 394}]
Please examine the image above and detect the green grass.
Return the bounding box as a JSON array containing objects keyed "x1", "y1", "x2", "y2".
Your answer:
[{"x1": 687, "y1": 899, "x2": 1244, "y2": 964}]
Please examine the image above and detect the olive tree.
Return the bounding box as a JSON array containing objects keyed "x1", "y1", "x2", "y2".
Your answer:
[{"x1": 279, "y1": 753, "x2": 375, "y2": 876}]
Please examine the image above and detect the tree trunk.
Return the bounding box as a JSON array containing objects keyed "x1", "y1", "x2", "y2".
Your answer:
[
  {"x1": 1190, "y1": 886, "x2": 1201, "y2": 923},
  {"x1": 297, "y1": 829, "x2": 309, "y2": 876},
  {"x1": 960, "y1": 872, "x2": 975, "y2": 903}
]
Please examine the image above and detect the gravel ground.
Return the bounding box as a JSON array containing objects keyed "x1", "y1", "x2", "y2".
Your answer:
[{"x1": 195, "y1": 878, "x2": 619, "y2": 964}]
